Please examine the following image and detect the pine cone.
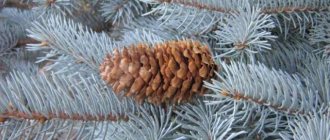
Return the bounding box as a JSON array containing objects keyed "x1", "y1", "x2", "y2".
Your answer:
[{"x1": 100, "y1": 40, "x2": 217, "y2": 105}]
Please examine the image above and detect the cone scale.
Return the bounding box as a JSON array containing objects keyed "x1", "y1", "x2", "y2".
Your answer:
[{"x1": 100, "y1": 40, "x2": 217, "y2": 105}]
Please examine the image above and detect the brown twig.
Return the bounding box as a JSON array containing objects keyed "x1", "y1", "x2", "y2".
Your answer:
[
  {"x1": 157, "y1": 0, "x2": 232, "y2": 13},
  {"x1": 0, "y1": 110, "x2": 129, "y2": 123},
  {"x1": 157, "y1": 0, "x2": 329, "y2": 14},
  {"x1": 0, "y1": 0, "x2": 59, "y2": 9},
  {"x1": 262, "y1": 6, "x2": 328, "y2": 14},
  {"x1": 15, "y1": 37, "x2": 41, "y2": 47},
  {"x1": 220, "y1": 90, "x2": 305, "y2": 115},
  {"x1": 0, "y1": 0, "x2": 36, "y2": 9}
]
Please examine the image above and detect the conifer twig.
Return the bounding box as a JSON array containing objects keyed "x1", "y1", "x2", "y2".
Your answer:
[
  {"x1": 204, "y1": 62, "x2": 318, "y2": 115},
  {"x1": 15, "y1": 37, "x2": 40, "y2": 47},
  {"x1": 219, "y1": 90, "x2": 304, "y2": 115},
  {"x1": 156, "y1": 0, "x2": 233, "y2": 13},
  {"x1": 261, "y1": 6, "x2": 328, "y2": 14},
  {"x1": 0, "y1": 0, "x2": 36, "y2": 9},
  {"x1": 155, "y1": 0, "x2": 329, "y2": 14},
  {"x1": 0, "y1": 110, "x2": 128, "y2": 123}
]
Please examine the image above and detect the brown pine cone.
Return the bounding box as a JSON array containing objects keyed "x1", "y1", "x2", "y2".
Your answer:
[{"x1": 100, "y1": 40, "x2": 217, "y2": 105}]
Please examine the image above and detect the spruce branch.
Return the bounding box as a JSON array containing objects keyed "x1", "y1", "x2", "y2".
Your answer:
[
  {"x1": 240, "y1": 106, "x2": 291, "y2": 139},
  {"x1": 299, "y1": 55, "x2": 330, "y2": 106},
  {"x1": 27, "y1": 14, "x2": 119, "y2": 70},
  {"x1": 2, "y1": 0, "x2": 110, "y2": 32},
  {"x1": 149, "y1": 0, "x2": 330, "y2": 14},
  {"x1": 254, "y1": 0, "x2": 330, "y2": 37},
  {"x1": 308, "y1": 12, "x2": 330, "y2": 44},
  {"x1": 0, "y1": 119, "x2": 114, "y2": 139},
  {"x1": 142, "y1": 0, "x2": 243, "y2": 13},
  {"x1": 32, "y1": 0, "x2": 76, "y2": 15},
  {"x1": 175, "y1": 98, "x2": 247, "y2": 139},
  {"x1": 280, "y1": 111, "x2": 330, "y2": 140},
  {"x1": 120, "y1": 28, "x2": 174, "y2": 46},
  {"x1": 35, "y1": 53, "x2": 94, "y2": 77},
  {"x1": 1, "y1": 0, "x2": 330, "y2": 139},
  {"x1": 201, "y1": 99, "x2": 293, "y2": 139},
  {"x1": 106, "y1": 106, "x2": 180, "y2": 140},
  {"x1": 0, "y1": 8, "x2": 41, "y2": 53},
  {"x1": 254, "y1": 36, "x2": 315, "y2": 74},
  {"x1": 121, "y1": 16, "x2": 179, "y2": 43},
  {"x1": 0, "y1": 7, "x2": 40, "y2": 27},
  {"x1": 213, "y1": 4, "x2": 276, "y2": 58},
  {"x1": 100, "y1": 0, "x2": 147, "y2": 25},
  {"x1": 0, "y1": 0, "x2": 36, "y2": 9},
  {"x1": 141, "y1": 0, "x2": 234, "y2": 36},
  {"x1": 67, "y1": 0, "x2": 110, "y2": 32},
  {"x1": 106, "y1": 16, "x2": 178, "y2": 43},
  {"x1": 204, "y1": 91, "x2": 299, "y2": 139},
  {"x1": 0, "y1": 27, "x2": 18, "y2": 54},
  {"x1": 1, "y1": 0, "x2": 74, "y2": 14},
  {"x1": 0, "y1": 49, "x2": 40, "y2": 76},
  {"x1": 0, "y1": 72, "x2": 136, "y2": 124},
  {"x1": 0, "y1": 110, "x2": 128, "y2": 123},
  {"x1": 204, "y1": 61, "x2": 320, "y2": 115},
  {"x1": 142, "y1": 1, "x2": 225, "y2": 35},
  {"x1": 143, "y1": 0, "x2": 329, "y2": 37}
]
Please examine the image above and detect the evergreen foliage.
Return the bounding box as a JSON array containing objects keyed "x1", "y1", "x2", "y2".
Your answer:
[{"x1": 0, "y1": 0, "x2": 329, "y2": 139}]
